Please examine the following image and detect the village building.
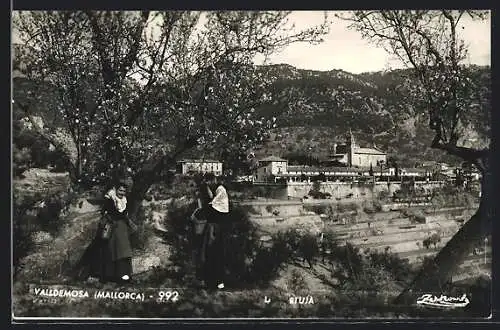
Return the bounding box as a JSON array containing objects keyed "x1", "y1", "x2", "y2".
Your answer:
[
  {"x1": 285, "y1": 165, "x2": 360, "y2": 182},
  {"x1": 250, "y1": 131, "x2": 457, "y2": 184},
  {"x1": 330, "y1": 130, "x2": 387, "y2": 168},
  {"x1": 176, "y1": 159, "x2": 223, "y2": 176},
  {"x1": 254, "y1": 156, "x2": 288, "y2": 182}
]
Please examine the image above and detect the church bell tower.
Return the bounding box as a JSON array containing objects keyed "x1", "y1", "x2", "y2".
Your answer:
[{"x1": 346, "y1": 129, "x2": 356, "y2": 167}]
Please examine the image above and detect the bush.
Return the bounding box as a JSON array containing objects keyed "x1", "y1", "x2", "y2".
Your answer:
[
  {"x1": 373, "y1": 200, "x2": 383, "y2": 212},
  {"x1": 363, "y1": 204, "x2": 376, "y2": 214},
  {"x1": 303, "y1": 204, "x2": 328, "y2": 215},
  {"x1": 297, "y1": 233, "x2": 320, "y2": 267},
  {"x1": 338, "y1": 202, "x2": 359, "y2": 213},
  {"x1": 324, "y1": 242, "x2": 415, "y2": 294},
  {"x1": 13, "y1": 144, "x2": 32, "y2": 178},
  {"x1": 164, "y1": 202, "x2": 291, "y2": 289},
  {"x1": 367, "y1": 250, "x2": 413, "y2": 285},
  {"x1": 36, "y1": 190, "x2": 77, "y2": 235},
  {"x1": 413, "y1": 214, "x2": 426, "y2": 224},
  {"x1": 431, "y1": 186, "x2": 477, "y2": 209},
  {"x1": 378, "y1": 190, "x2": 390, "y2": 201},
  {"x1": 252, "y1": 186, "x2": 267, "y2": 198},
  {"x1": 13, "y1": 195, "x2": 36, "y2": 277},
  {"x1": 308, "y1": 190, "x2": 331, "y2": 199},
  {"x1": 13, "y1": 124, "x2": 72, "y2": 172},
  {"x1": 287, "y1": 269, "x2": 309, "y2": 293},
  {"x1": 266, "y1": 229, "x2": 322, "y2": 268},
  {"x1": 401, "y1": 208, "x2": 426, "y2": 224},
  {"x1": 240, "y1": 205, "x2": 261, "y2": 216},
  {"x1": 422, "y1": 233, "x2": 441, "y2": 249}
]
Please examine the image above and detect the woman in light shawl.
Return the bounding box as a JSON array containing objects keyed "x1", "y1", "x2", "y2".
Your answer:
[
  {"x1": 200, "y1": 174, "x2": 230, "y2": 290},
  {"x1": 75, "y1": 181, "x2": 136, "y2": 284},
  {"x1": 100, "y1": 181, "x2": 137, "y2": 283}
]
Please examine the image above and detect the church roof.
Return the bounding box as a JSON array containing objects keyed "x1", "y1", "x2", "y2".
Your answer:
[
  {"x1": 354, "y1": 147, "x2": 386, "y2": 155},
  {"x1": 178, "y1": 159, "x2": 221, "y2": 163},
  {"x1": 259, "y1": 156, "x2": 287, "y2": 162}
]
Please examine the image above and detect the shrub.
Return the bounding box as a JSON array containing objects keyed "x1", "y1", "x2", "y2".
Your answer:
[
  {"x1": 13, "y1": 195, "x2": 36, "y2": 277},
  {"x1": 338, "y1": 202, "x2": 359, "y2": 213},
  {"x1": 13, "y1": 144, "x2": 32, "y2": 178},
  {"x1": 164, "y1": 202, "x2": 291, "y2": 289},
  {"x1": 414, "y1": 214, "x2": 426, "y2": 224},
  {"x1": 378, "y1": 190, "x2": 390, "y2": 201},
  {"x1": 303, "y1": 204, "x2": 328, "y2": 215},
  {"x1": 287, "y1": 269, "x2": 309, "y2": 293},
  {"x1": 324, "y1": 242, "x2": 415, "y2": 294},
  {"x1": 240, "y1": 205, "x2": 261, "y2": 215},
  {"x1": 363, "y1": 204, "x2": 376, "y2": 214},
  {"x1": 252, "y1": 186, "x2": 267, "y2": 198},
  {"x1": 400, "y1": 208, "x2": 411, "y2": 217},
  {"x1": 431, "y1": 187, "x2": 477, "y2": 209},
  {"x1": 422, "y1": 233, "x2": 441, "y2": 249},
  {"x1": 329, "y1": 243, "x2": 365, "y2": 282},
  {"x1": 36, "y1": 190, "x2": 77, "y2": 235},
  {"x1": 308, "y1": 189, "x2": 329, "y2": 199},
  {"x1": 401, "y1": 208, "x2": 426, "y2": 224},
  {"x1": 367, "y1": 250, "x2": 413, "y2": 285},
  {"x1": 297, "y1": 233, "x2": 320, "y2": 267},
  {"x1": 373, "y1": 200, "x2": 383, "y2": 212}
]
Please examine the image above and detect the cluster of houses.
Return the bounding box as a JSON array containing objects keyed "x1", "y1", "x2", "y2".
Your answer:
[{"x1": 176, "y1": 131, "x2": 481, "y2": 185}]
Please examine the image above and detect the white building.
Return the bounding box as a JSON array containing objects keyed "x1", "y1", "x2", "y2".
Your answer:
[
  {"x1": 176, "y1": 159, "x2": 223, "y2": 176},
  {"x1": 329, "y1": 130, "x2": 387, "y2": 168},
  {"x1": 255, "y1": 156, "x2": 288, "y2": 182}
]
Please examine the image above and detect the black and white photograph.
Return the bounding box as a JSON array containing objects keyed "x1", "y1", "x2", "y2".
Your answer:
[{"x1": 11, "y1": 9, "x2": 493, "y2": 320}]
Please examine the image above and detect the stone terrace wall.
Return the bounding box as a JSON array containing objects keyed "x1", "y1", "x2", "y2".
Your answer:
[{"x1": 286, "y1": 181, "x2": 445, "y2": 200}]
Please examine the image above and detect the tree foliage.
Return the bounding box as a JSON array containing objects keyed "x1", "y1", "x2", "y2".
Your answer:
[
  {"x1": 13, "y1": 10, "x2": 329, "y2": 212},
  {"x1": 339, "y1": 10, "x2": 490, "y2": 159},
  {"x1": 339, "y1": 9, "x2": 491, "y2": 304}
]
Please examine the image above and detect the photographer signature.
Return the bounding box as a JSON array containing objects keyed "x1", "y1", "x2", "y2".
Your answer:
[{"x1": 416, "y1": 293, "x2": 470, "y2": 308}]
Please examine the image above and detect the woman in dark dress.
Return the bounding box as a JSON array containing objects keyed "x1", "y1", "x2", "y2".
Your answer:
[
  {"x1": 75, "y1": 181, "x2": 136, "y2": 284},
  {"x1": 100, "y1": 182, "x2": 136, "y2": 283},
  {"x1": 191, "y1": 174, "x2": 213, "y2": 285},
  {"x1": 200, "y1": 174, "x2": 230, "y2": 290}
]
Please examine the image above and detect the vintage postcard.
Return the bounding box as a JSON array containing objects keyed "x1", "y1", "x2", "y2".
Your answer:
[{"x1": 11, "y1": 8, "x2": 493, "y2": 321}]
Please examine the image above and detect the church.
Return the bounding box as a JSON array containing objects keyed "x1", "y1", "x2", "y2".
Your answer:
[{"x1": 327, "y1": 130, "x2": 387, "y2": 168}]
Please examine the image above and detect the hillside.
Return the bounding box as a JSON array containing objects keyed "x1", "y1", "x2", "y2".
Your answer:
[
  {"x1": 13, "y1": 64, "x2": 491, "y2": 168},
  {"x1": 252, "y1": 64, "x2": 491, "y2": 167}
]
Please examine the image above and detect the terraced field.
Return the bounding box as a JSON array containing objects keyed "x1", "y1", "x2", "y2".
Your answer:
[{"x1": 241, "y1": 199, "x2": 491, "y2": 283}]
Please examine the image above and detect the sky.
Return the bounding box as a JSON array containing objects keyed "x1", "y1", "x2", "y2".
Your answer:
[
  {"x1": 254, "y1": 11, "x2": 491, "y2": 74},
  {"x1": 12, "y1": 10, "x2": 491, "y2": 74}
]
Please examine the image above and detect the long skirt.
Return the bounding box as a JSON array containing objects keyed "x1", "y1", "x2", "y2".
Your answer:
[
  {"x1": 199, "y1": 207, "x2": 229, "y2": 287},
  {"x1": 76, "y1": 223, "x2": 132, "y2": 282}
]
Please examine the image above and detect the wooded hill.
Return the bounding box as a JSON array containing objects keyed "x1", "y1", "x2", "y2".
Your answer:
[
  {"x1": 251, "y1": 64, "x2": 490, "y2": 167},
  {"x1": 13, "y1": 63, "x2": 491, "y2": 169}
]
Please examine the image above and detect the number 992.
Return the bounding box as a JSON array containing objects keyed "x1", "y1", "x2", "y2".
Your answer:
[{"x1": 157, "y1": 291, "x2": 179, "y2": 303}]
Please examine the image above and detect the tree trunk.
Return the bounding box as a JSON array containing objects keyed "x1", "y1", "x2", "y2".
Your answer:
[
  {"x1": 76, "y1": 142, "x2": 83, "y2": 179},
  {"x1": 394, "y1": 196, "x2": 491, "y2": 305},
  {"x1": 393, "y1": 147, "x2": 493, "y2": 305},
  {"x1": 127, "y1": 154, "x2": 180, "y2": 220},
  {"x1": 127, "y1": 171, "x2": 155, "y2": 220}
]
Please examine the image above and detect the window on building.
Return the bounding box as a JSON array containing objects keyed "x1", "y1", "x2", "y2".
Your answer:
[{"x1": 264, "y1": 168, "x2": 267, "y2": 173}]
